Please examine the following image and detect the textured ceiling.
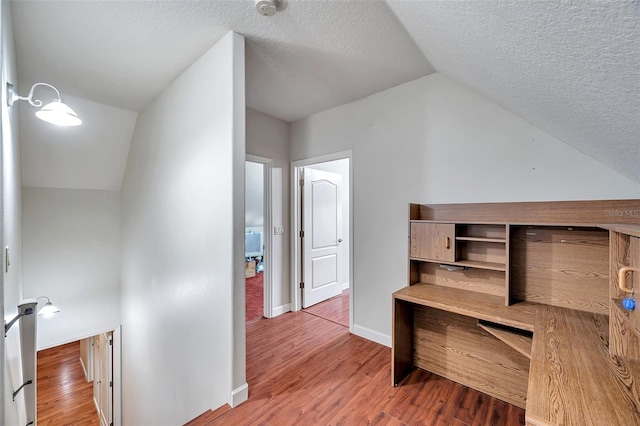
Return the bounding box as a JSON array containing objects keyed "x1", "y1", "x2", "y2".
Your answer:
[
  {"x1": 12, "y1": 0, "x2": 431, "y2": 120},
  {"x1": 387, "y1": 0, "x2": 640, "y2": 183},
  {"x1": 10, "y1": 0, "x2": 640, "y2": 190}
]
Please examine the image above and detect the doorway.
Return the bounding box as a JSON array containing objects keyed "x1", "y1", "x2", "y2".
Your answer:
[
  {"x1": 37, "y1": 327, "x2": 121, "y2": 425},
  {"x1": 292, "y1": 151, "x2": 352, "y2": 331},
  {"x1": 245, "y1": 155, "x2": 273, "y2": 321}
]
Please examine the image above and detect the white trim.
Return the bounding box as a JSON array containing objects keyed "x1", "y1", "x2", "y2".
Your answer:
[
  {"x1": 79, "y1": 355, "x2": 90, "y2": 382},
  {"x1": 112, "y1": 326, "x2": 122, "y2": 426},
  {"x1": 246, "y1": 155, "x2": 273, "y2": 318},
  {"x1": 291, "y1": 151, "x2": 354, "y2": 334},
  {"x1": 272, "y1": 303, "x2": 291, "y2": 317},
  {"x1": 353, "y1": 324, "x2": 391, "y2": 348},
  {"x1": 230, "y1": 382, "x2": 249, "y2": 407},
  {"x1": 342, "y1": 282, "x2": 350, "y2": 290}
]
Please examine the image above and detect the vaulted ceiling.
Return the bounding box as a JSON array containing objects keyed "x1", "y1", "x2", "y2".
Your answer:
[{"x1": 10, "y1": 0, "x2": 640, "y2": 189}]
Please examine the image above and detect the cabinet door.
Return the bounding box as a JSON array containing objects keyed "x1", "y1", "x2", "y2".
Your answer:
[{"x1": 410, "y1": 223, "x2": 455, "y2": 262}]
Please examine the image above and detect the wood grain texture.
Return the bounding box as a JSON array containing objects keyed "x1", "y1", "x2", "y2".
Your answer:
[
  {"x1": 410, "y1": 222, "x2": 455, "y2": 262},
  {"x1": 304, "y1": 289, "x2": 349, "y2": 327},
  {"x1": 511, "y1": 226, "x2": 609, "y2": 314},
  {"x1": 190, "y1": 309, "x2": 524, "y2": 426},
  {"x1": 413, "y1": 307, "x2": 530, "y2": 409},
  {"x1": 478, "y1": 322, "x2": 532, "y2": 360},
  {"x1": 610, "y1": 300, "x2": 640, "y2": 360},
  {"x1": 527, "y1": 305, "x2": 640, "y2": 426},
  {"x1": 417, "y1": 261, "x2": 505, "y2": 297},
  {"x1": 456, "y1": 240, "x2": 506, "y2": 265},
  {"x1": 456, "y1": 224, "x2": 507, "y2": 240},
  {"x1": 600, "y1": 223, "x2": 640, "y2": 238},
  {"x1": 418, "y1": 199, "x2": 640, "y2": 225},
  {"x1": 37, "y1": 341, "x2": 100, "y2": 425},
  {"x1": 393, "y1": 283, "x2": 536, "y2": 332}
]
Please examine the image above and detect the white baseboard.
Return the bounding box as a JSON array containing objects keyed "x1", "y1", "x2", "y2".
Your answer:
[
  {"x1": 342, "y1": 282, "x2": 350, "y2": 290},
  {"x1": 271, "y1": 303, "x2": 291, "y2": 317},
  {"x1": 353, "y1": 324, "x2": 391, "y2": 348},
  {"x1": 231, "y1": 382, "x2": 248, "y2": 407}
]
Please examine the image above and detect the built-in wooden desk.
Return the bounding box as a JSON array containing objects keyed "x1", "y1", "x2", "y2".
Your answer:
[
  {"x1": 393, "y1": 284, "x2": 538, "y2": 407},
  {"x1": 393, "y1": 200, "x2": 640, "y2": 424}
]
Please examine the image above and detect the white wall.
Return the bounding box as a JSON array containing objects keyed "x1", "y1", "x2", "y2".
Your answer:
[
  {"x1": 22, "y1": 187, "x2": 121, "y2": 349},
  {"x1": 246, "y1": 108, "x2": 291, "y2": 315},
  {"x1": 291, "y1": 72, "x2": 640, "y2": 346},
  {"x1": 120, "y1": 32, "x2": 245, "y2": 425},
  {"x1": 309, "y1": 159, "x2": 350, "y2": 288},
  {"x1": 1, "y1": 1, "x2": 25, "y2": 423}
]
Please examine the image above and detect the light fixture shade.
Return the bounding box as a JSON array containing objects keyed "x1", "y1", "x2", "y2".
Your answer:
[
  {"x1": 37, "y1": 301, "x2": 60, "y2": 318},
  {"x1": 35, "y1": 100, "x2": 82, "y2": 127}
]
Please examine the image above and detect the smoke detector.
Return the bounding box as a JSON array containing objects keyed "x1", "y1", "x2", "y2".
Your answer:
[{"x1": 256, "y1": 0, "x2": 277, "y2": 17}]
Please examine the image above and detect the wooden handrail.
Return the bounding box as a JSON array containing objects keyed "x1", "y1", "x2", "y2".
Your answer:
[{"x1": 618, "y1": 266, "x2": 639, "y2": 294}]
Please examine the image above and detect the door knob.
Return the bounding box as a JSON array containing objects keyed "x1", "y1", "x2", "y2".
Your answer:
[{"x1": 338, "y1": 239, "x2": 343, "y2": 243}]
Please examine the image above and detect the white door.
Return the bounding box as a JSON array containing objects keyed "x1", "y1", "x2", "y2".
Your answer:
[
  {"x1": 93, "y1": 332, "x2": 113, "y2": 426},
  {"x1": 302, "y1": 168, "x2": 343, "y2": 308}
]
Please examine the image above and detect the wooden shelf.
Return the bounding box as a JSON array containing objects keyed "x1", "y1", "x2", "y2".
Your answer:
[
  {"x1": 453, "y1": 260, "x2": 507, "y2": 272},
  {"x1": 456, "y1": 236, "x2": 506, "y2": 243},
  {"x1": 393, "y1": 283, "x2": 536, "y2": 331},
  {"x1": 478, "y1": 322, "x2": 532, "y2": 360},
  {"x1": 410, "y1": 258, "x2": 507, "y2": 272}
]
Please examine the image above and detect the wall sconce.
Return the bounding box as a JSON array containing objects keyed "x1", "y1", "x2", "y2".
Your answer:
[
  {"x1": 36, "y1": 296, "x2": 60, "y2": 318},
  {"x1": 6, "y1": 82, "x2": 82, "y2": 127},
  {"x1": 4, "y1": 296, "x2": 60, "y2": 335}
]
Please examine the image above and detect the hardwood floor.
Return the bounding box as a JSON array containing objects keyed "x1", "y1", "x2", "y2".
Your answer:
[
  {"x1": 187, "y1": 297, "x2": 525, "y2": 426},
  {"x1": 37, "y1": 341, "x2": 100, "y2": 425},
  {"x1": 305, "y1": 289, "x2": 349, "y2": 327}
]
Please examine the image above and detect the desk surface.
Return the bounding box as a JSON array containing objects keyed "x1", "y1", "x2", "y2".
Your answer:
[
  {"x1": 526, "y1": 305, "x2": 640, "y2": 426},
  {"x1": 393, "y1": 284, "x2": 537, "y2": 331}
]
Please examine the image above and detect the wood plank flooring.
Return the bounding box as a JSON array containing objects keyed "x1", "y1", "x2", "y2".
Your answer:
[
  {"x1": 37, "y1": 341, "x2": 100, "y2": 425},
  {"x1": 305, "y1": 289, "x2": 350, "y2": 327},
  {"x1": 188, "y1": 291, "x2": 525, "y2": 426}
]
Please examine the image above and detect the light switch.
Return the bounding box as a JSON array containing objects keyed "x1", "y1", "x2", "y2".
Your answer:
[{"x1": 274, "y1": 225, "x2": 285, "y2": 235}]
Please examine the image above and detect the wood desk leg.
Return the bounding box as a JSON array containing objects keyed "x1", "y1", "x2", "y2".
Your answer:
[{"x1": 392, "y1": 298, "x2": 414, "y2": 386}]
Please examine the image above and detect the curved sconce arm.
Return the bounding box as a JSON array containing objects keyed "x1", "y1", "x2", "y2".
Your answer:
[
  {"x1": 9, "y1": 82, "x2": 62, "y2": 108},
  {"x1": 6, "y1": 82, "x2": 81, "y2": 126},
  {"x1": 619, "y1": 266, "x2": 639, "y2": 294}
]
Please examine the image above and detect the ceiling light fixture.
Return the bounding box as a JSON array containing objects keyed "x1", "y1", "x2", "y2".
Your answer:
[
  {"x1": 256, "y1": 0, "x2": 277, "y2": 16},
  {"x1": 7, "y1": 82, "x2": 82, "y2": 127}
]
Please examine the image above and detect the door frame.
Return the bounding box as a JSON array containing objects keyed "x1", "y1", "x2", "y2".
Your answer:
[
  {"x1": 246, "y1": 154, "x2": 274, "y2": 318},
  {"x1": 291, "y1": 150, "x2": 353, "y2": 332}
]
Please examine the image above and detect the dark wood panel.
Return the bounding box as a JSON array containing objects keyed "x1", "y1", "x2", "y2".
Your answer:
[{"x1": 392, "y1": 299, "x2": 413, "y2": 386}]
